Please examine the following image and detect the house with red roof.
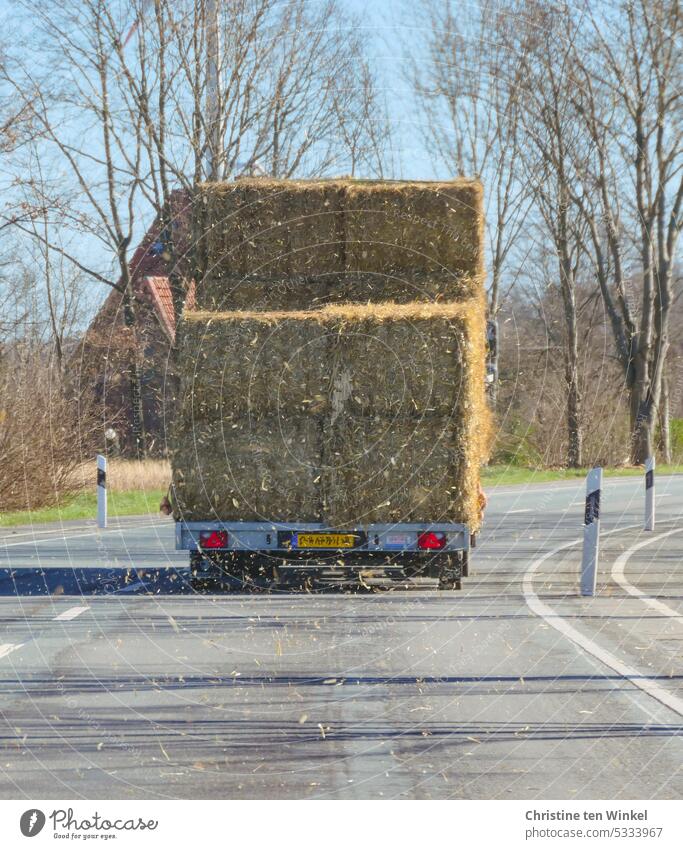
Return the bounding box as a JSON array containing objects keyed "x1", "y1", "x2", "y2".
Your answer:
[{"x1": 77, "y1": 191, "x2": 195, "y2": 455}]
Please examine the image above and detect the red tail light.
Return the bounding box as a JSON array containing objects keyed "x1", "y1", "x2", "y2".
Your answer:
[
  {"x1": 199, "y1": 530, "x2": 228, "y2": 549},
  {"x1": 417, "y1": 531, "x2": 446, "y2": 550}
]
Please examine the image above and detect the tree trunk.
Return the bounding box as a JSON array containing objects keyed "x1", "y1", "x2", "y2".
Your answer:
[
  {"x1": 658, "y1": 374, "x2": 671, "y2": 464},
  {"x1": 629, "y1": 393, "x2": 653, "y2": 466},
  {"x1": 560, "y1": 253, "x2": 582, "y2": 468},
  {"x1": 628, "y1": 342, "x2": 665, "y2": 466},
  {"x1": 566, "y1": 357, "x2": 582, "y2": 468}
]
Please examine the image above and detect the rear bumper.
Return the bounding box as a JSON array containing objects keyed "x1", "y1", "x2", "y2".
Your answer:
[{"x1": 176, "y1": 521, "x2": 470, "y2": 556}]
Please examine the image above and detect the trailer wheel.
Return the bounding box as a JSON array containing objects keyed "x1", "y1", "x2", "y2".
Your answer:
[{"x1": 437, "y1": 554, "x2": 462, "y2": 591}]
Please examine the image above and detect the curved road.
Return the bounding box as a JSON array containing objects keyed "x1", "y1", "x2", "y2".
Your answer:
[{"x1": 0, "y1": 475, "x2": 681, "y2": 799}]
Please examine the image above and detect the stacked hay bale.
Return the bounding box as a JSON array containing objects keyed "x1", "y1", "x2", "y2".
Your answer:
[{"x1": 171, "y1": 179, "x2": 489, "y2": 528}]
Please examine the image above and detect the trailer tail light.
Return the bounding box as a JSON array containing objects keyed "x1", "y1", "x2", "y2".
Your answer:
[
  {"x1": 417, "y1": 531, "x2": 447, "y2": 551},
  {"x1": 199, "y1": 530, "x2": 228, "y2": 549}
]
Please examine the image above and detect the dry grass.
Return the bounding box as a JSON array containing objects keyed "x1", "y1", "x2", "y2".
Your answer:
[
  {"x1": 176, "y1": 177, "x2": 489, "y2": 529},
  {"x1": 0, "y1": 356, "x2": 99, "y2": 513},
  {"x1": 73, "y1": 458, "x2": 171, "y2": 493}
]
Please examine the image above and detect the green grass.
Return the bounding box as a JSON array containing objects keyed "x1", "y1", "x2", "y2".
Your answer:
[
  {"x1": 0, "y1": 489, "x2": 166, "y2": 528},
  {"x1": 482, "y1": 464, "x2": 683, "y2": 487}
]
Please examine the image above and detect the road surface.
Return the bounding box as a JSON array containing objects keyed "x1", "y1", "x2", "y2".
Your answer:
[{"x1": 0, "y1": 475, "x2": 681, "y2": 799}]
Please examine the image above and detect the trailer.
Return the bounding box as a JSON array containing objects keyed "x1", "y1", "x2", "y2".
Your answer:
[{"x1": 176, "y1": 520, "x2": 470, "y2": 590}]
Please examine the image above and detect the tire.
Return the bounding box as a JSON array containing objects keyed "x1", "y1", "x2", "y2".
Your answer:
[
  {"x1": 462, "y1": 551, "x2": 470, "y2": 578},
  {"x1": 437, "y1": 553, "x2": 462, "y2": 591}
]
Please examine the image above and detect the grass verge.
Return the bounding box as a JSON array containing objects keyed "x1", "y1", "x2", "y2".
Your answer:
[
  {"x1": 0, "y1": 489, "x2": 166, "y2": 528},
  {"x1": 482, "y1": 464, "x2": 683, "y2": 487}
]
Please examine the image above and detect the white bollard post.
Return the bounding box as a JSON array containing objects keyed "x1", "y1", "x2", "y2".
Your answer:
[
  {"x1": 97, "y1": 454, "x2": 107, "y2": 529},
  {"x1": 580, "y1": 467, "x2": 602, "y2": 597},
  {"x1": 644, "y1": 456, "x2": 655, "y2": 531}
]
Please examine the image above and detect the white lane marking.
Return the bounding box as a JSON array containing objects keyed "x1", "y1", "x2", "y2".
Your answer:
[
  {"x1": 523, "y1": 524, "x2": 683, "y2": 718},
  {"x1": 53, "y1": 605, "x2": 90, "y2": 621},
  {"x1": 0, "y1": 643, "x2": 25, "y2": 658},
  {"x1": 507, "y1": 508, "x2": 532, "y2": 514},
  {"x1": 611, "y1": 528, "x2": 683, "y2": 621}
]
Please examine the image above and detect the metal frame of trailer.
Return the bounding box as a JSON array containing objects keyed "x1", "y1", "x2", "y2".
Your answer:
[{"x1": 176, "y1": 520, "x2": 471, "y2": 590}]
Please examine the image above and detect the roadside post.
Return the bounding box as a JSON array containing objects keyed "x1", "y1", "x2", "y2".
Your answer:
[
  {"x1": 97, "y1": 454, "x2": 107, "y2": 529},
  {"x1": 580, "y1": 467, "x2": 602, "y2": 596},
  {"x1": 644, "y1": 456, "x2": 655, "y2": 531}
]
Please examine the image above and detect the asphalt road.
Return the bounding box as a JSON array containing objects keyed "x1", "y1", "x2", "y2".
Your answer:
[{"x1": 0, "y1": 475, "x2": 681, "y2": 799}]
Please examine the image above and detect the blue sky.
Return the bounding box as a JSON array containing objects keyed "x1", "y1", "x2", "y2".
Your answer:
[
  {"x1": 345, "y1": 0, "x2": 437, "y2": 179},
  {"x1": 1, "y1": 0, "x2": 445, "y2": 323}
]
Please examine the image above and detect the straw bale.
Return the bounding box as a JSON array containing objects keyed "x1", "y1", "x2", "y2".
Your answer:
[
  {"x1": 321, "y1": 415, "x2": 473, "y2": 527},
  {"x1": 177, "y1": 314, "x2": 330, "y2": 422},
  {"x1": 179, "y1": 301, "x2": 481, "y2": 419},
  {"x1": 174, "y1": 298, "x2": 490, "y2": 529},
  {"x1": 202, "y1": 180, "x2": 345, "y2": 278},
  {"x1": 198, "y1": 178, "x2": 484, "y2": 291},
  {"x1": 323, "y1": 312, "x2": 471, "y2": 417},
  {"x1": 196, "y1": 270, "x2": 481, "y2": 311},
  {"x1": 343, "y1": 180, "x2": 484, "y2": 280},
  {"x1": 171, "y1": 417, "x2": 323, "y2": 522}
]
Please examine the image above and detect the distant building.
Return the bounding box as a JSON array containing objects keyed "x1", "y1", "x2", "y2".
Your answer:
[{"x1": 77, "y1": 191, "x2": 195, "y2": 455}]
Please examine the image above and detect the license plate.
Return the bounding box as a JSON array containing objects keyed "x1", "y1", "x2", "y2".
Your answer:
[{"x1": 293, "y1": 533, "x2": 357, "y2": 549}]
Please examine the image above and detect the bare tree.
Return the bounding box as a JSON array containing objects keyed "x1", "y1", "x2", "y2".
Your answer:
[
  {"x1": 573, "y1": 0, "x2": 683, "y2": 463},
  {"x1": 5, "y1": 0, "x2": 148, "y2": 453},
  {"x1": 507, "y1": 0, "x2": 593, "y2": 467},
  {"x1": 3, "y1": 0, "x2": 386, "y2": 459},
  {"x1": 408, "y1": 0, "x2": 531, "y2": 403},
  {"x1": 109, "y1": 0, "x2": 388, "y2": 329}
]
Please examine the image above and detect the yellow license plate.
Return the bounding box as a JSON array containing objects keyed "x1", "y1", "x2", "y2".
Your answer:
[{"x1": 294, "y1": 533, "x2": 356, "y2": 549}]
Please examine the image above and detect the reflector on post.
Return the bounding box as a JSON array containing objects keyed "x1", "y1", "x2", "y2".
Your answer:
[
  {"x1": 580, "y1": 467, "x2": 602, "y2": 597},
  {"x1": 97, "y1": 454, "x2": 107, "y2": 529},
  {"x1": 645, "y1": 456, "x2": 655, "y2": 531}
]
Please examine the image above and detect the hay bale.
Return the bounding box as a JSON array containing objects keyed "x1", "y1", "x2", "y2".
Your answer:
[
  {"x1": 179, "y1": 302, "x2": 477, "y2": 420},
  {"x1": 344, "y1": 180, "x2": 484, "y2": 280},
  {"x1": 174, "y1": 299, "x2": 490, "y2": 529},
  {"x1": 177, "y1": 314, "x2": 330, "y2": 423},
  {"x1": 321, "y1": 415, "x2": 475, "y2": 527},
  {"x1": 196, "y1": 270, "x2": 481, "y2": 312},
  {"x1": 197, "y1": 178, "x2": 483, "y2": 296},
  {"x1": 323, "y1": 310, "x2": 473, "y2": 417},
  {"x1": 319, "y1": 299, "x2": 488, "y2": 528},
  {"x1": 202, "y1": 180, "x2": 345, "y2": 278},
  {"x1": 171, "y1": 418, "x2": 323, "y2": 522}
]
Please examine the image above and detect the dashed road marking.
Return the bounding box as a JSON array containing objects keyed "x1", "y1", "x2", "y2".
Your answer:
[
  {"x1": 507, "y1": 509, "x2": 532, "y2": 514},
  {"x1": 53, "y1": 605, "x2": 90, "y2": 621},
  {"x1": 611, "y1": 528, "x2": 683, "y2": 621},
  {"x1": 0, "y1": 643, "x2": 25, "y2": 659}
]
